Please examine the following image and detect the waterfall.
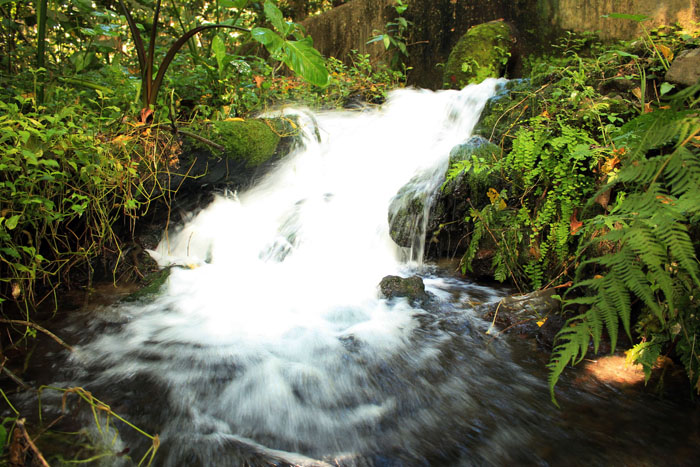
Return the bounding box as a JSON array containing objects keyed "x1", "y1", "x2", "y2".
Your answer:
[
  {"x1": 33, "y1": 78, "x2": 700, "y2": 467},
  {"x1": 68, "y1": 79, "x2": 523, "y2": 464},
  {"x1": 153, "y1": 79, "x2": 502, "y2": 271}
]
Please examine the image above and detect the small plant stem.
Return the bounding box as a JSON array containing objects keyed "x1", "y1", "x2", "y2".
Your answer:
[
  {"x1": 16, "y1": 418, "x2": 50, "y2": 467},
  {"x1": 1, "y1": 357, "x2": 30, "y2": 390},
  {"x1": 176, "y1": 128, "x2": 226, "y2": 151},
  {"x1": 0, "y1": 319, "x2": 73, "y2": 352}
]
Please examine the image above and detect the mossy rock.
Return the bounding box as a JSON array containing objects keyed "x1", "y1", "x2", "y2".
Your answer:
[
  {"x1": 473, "y1": 79, "x2": 534, "y2": 144},
  {"x1": 122, "y1": 267, "x2": 171, "y2": 303},
  {"x1": 379, "y1": 275, "x2": 429, "y2": 303},
  {"x1": 164, "y1": 117, "x2": 300, "y2": 196},
  {"x1": 424, "y1": 136, "x2": 503, "y2": 261},
  {"x1": 210, "y1": 119, "x2": 282, "y2": 167},
  {"x1": 443, "y1": 20, "x2": 514, "y2": 89}
]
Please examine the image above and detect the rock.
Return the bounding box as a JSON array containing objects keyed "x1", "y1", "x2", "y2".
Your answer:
[
  {"x1": 169, "y1": 117, "x2": 301, "y2": 194},
  {"x1": 443, "y1": 20, "x2": 515, "y2": 89},
  {"x1": 379, "y1": 275, "x2": 429, "y2": 302},
  {"x1": 665, "y1": 48, "x2": 700, "y2": 87},
  {"x1": 388, "y1": 183, "x2": 429, "y2": 249},
  {"x1": 476, "y1": 288, "x2": 561, "y2": 337},
  {"x1": 122, "y1": 266, "x2": 172, "y2": 302},
  {"x1": 424, "y1": 136, "x2": 502, "y2": 264},
  {"x1": 472, "y1": 78, "x2": 532, "y2": 139}
]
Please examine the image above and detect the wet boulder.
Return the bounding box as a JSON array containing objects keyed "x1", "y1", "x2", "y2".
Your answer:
[
  {"x1": 388, "y1": 183, "x2": 429, "y2": 249},
  {"x1": 475, "y1": 288, "x2": 562, "y2": 340},
  {"x1": 379, "y1": 275, "x2": 429, "y2": 303},
  {"x1": 424, "y1": 136, "x2": 502, "y2": 264},
  {"x1": 168, "y1": 117, "x2": 301, "y2": 194},
  {"x1": 443, "y1": 20, "x2": 515, "y2": 89}
]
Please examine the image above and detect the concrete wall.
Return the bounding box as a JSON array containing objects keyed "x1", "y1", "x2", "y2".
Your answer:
[
  {"x1": 302, "y1": 0, "x2": 396, "y2": 63},
  {"x1": 547, "y1": 0, "x2": 699, "y2": 40},
  {"x1": 303, "y1": 0, "x2": 700, "y2": 89}
]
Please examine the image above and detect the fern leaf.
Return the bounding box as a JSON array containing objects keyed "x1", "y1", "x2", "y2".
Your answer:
[
  {"x1": 655, "y1": 216, "x2": 700, "y2": 288},
  {"x1": 548, "y1": 317, "x2": 591, "y2": 405}
]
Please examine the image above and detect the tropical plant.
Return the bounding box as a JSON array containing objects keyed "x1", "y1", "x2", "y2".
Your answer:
[
  {"x1": 367, "y1": 0, "x2": 412, "y2": 69},
  {"x1": 117, "y1": 0, "x2": 247, "y2": 120},
  {"x1": 117, "y1": 0, "x2": 329, "y2": 121},
  {"x1": 548, "y1": 83, "x2": 700, "y2": 404}
]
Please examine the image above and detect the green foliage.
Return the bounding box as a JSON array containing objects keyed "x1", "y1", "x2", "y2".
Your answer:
[
  {"x1": 443, "y1": 26, "x2": 700, "y2": 399},
  {"x1": 367, "y1": 0, "x2": 412, "y2": 70},
  {"x1": 0, "y1": 94, "x2": 170, "y2": 308},
  {"x1": 250, "y1": 1, "x2": 330, "y2": 87},
  {"x1": 448, "y1": 94, "x2": 605, "y2": 290},
  {"x1": 548, "y1": 84, "x2": 700, "y2": 403}
]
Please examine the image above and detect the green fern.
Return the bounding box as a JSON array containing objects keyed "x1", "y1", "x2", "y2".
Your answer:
[{"x1": 548, "y1": 84, "x2": 700, "y2": 403}]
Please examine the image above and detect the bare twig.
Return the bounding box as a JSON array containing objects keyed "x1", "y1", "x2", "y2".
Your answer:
[
  {"x1": 1, "y1": 357, "x2": 30, "y2": 390},
  {"x1": 0, "y1": 319, "x2": 73, "y2": 352},
  {"x1": 176, "y1": 128, "x2": 225, "y2": 151},
  {"x1": 16, "y1": 418, "x2": 50, "y2": 467}
]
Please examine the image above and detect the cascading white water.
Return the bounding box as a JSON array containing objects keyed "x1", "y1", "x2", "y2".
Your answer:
[
  {"x1": 67, "y1": 79, "x2": 530, "y2": 464},
  {"x1": 31, "y1": 79, "x2": 700, "y2": 466}
]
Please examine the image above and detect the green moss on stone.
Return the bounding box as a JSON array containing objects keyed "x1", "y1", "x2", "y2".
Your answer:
[
  {"x1": 443, "y1": 20, "x2": 514, "y2": 89},
  {"x1": 212, "y1": 119, "x2": 282, "y2": 167},
  {"x1": 122, "y1": 267, "x2": 171, "y2": 302}
]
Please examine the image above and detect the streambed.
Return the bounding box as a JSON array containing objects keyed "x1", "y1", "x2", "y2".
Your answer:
[{"x1": 7, "y1": 80, "x2": 699, "y2": 466}]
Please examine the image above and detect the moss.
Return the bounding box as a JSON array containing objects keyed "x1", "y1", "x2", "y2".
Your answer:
[
  {"x1": 211, "y1": 119, "x2": 282, "y2": 167},
  {"x1": 443, "y1": 20, "x2": 514, "y2": 89},
  {"x1": 473, "y1": 79, "x2": 536, "y2": 146},
  {"x1": 122, "y1": 267, "x2": 171, "y2": 302}
]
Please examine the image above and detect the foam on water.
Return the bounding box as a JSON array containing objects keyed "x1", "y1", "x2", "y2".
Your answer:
[{"x1": 68, "y1": 80, "x2": 513, "y2": 462}]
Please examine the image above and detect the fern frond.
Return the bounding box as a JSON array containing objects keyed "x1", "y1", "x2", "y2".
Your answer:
[
  {"x1": 664, "y1": 148, "x2": 700, "y2": 197},
  {"x1": 614, "y1": 109, "x2": 693, "y2": 160},
  {"x1": 610, "y1": 246, "x2": 660, "y2": 320},
  {"x1": 615, "y1": 155, "x2": 667, "y2": 185},
  {"x1": 598, "y1": 274, "x2": 627, "y2": 347},
  {"x1": 548, "y1": 317, "x2": 591, "y2": 406},
  {"x1": 654, "y1": 216, "x2": 700, "y2": 288}
]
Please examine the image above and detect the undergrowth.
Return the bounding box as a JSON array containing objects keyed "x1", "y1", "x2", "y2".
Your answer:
[{"x1": 445, "y1": 24, "x2": 700, "y2": 400}]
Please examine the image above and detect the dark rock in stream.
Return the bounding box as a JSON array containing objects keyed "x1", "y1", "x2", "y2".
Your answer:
[
  {"x1": 474, "y1": 288, "x2": 563, "y2": 345},
  {"x1": 379, "y1": 275, "x2": 429, "y2": 304},
  {"x1": 424, "y1": 135, "x2": 503, "y2": 267}
]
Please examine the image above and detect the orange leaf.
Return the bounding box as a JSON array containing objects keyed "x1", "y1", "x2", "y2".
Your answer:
[
  {"x1": 254, "y1": 75, "x2": 264, "y2": 88},
  {"x1": 655, "y1": 43, "x2": 674, "y2": 62},
  {"x1": 570, "y1": 210, "x2": 583, "y2": 235}
]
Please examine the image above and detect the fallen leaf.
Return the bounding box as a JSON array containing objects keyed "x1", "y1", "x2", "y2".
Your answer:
[
  {"x1": 570, "y1": 210, "x2": 583, "y2": 235},
  {"x1": 655, "y1": 43, "x2": 674, "y2": 62}
]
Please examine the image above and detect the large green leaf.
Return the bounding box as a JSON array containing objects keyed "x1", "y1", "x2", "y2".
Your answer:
[
  {"x1": 281, "y1": 37, "x2": 330, "y2": 87},
  {"x1": 212, "y1": 34, "x2": 227, "y2": 71},
  {"x1": 251, "y1": 27, "x2": 284, "y2": 53},
  {"x1": 263, "y1": 0, "x2": 290, "y2": 36}
]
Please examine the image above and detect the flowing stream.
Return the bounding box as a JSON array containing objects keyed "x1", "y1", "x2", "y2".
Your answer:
[{"x1": 21, "y1": 80, "x2": 699, "y2": 466}]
